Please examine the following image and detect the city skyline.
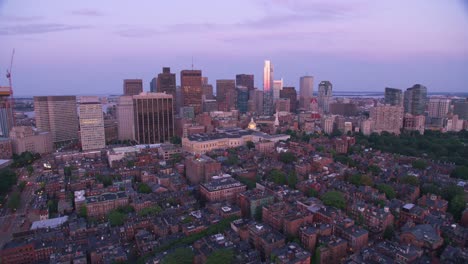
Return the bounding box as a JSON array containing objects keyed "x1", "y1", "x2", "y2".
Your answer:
[{"x1": 1, "y1": 0, "x2": 468, "y2": 96}]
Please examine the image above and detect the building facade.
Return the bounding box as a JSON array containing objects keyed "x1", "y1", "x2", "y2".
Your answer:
[
  {"x1": 318, "y1": 81, "x2": 332, "y2": 113},
  {"x1": 79, "y1": 96, "x2": 105, "y2": 151},
  {"x1": 216, "y1": 79, "x2": 236, "y2": 112},
  {"x1": 116, "y1": 96, "x2": 134, "y2": 141},
  {"x1": 384, "y1": 87, "x2": 403, "y2": 106},
  {"x1": 181, "y1": 70, "x2": 202, "y2": 115},
  {"x1": 123, "y1": 79, "x2": 143, "y2": 96},
  {"x1": 133, "y1": 92, "x2": 174, "y2": 144},
  {"x1": 428, "y1": 98, "x2": 450, "y2": 118},
  {"x1": 34, "y1": 96, "x2": 79, "y2": 144},
  {"x1": 157, "y1": 67, "x2": 176, "y2": 109},
  {"x1": 300, "y1": 76, "x2": 314, "y2": 110},
  {"x1": 280, "y1": 87, "x2": 297, "y2": 113},
  {"x1": 9, "y1": 126, "x2": 53, "y2": 154},
  {"x1": 263, "y1": 60, "x2": 274, "y2": 116},
  {"x1": 404, "y1": 84, "x2": 427, "y2": 115},
  {"x1": 370, "y1": 105, "x2": 404, "y2": 134},
  {"x1": 236, "y1": 74, "x2": 254, "y2": 91},
  {"x1": 0, "y1": 86, "x2": 14, "y2": 138}
]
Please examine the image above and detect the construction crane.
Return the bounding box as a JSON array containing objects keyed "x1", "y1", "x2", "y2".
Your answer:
[{"x1": 6, "y1": 49, "x2": 16, "y2": 126}]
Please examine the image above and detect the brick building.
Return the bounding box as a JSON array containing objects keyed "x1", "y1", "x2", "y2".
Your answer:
[{"x1": 199, "y1": 175, "x2": 246, "y2": 203}]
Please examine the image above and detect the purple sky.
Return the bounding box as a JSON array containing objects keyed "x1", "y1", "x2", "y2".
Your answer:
[{"x1": 0, "y1": 0, "x2": 467, "y2": 96}]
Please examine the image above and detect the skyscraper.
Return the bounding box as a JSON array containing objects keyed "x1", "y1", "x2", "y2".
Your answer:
[
  {"x1": 453, "y1": 100, "x2": 468, "y2": 120},
  {"x1": 280, "y1": 87, "x2": 297, "y2": 113},
  {"x1": 34, "y1": 96, "x2": 79, "y2": 144},
  {"x1": 273, "y1": 79, "x2": 283, "y2": 100},
  {"x1": 157, "y1": 67, "x2": 177, "y2": 111},
  {"x1": 237, "y1": 86, "x2": 249, "y2": 114},
  {"x1": 216, "y1": 79, "x2": 236, "y2": 112},
  {"x1": 404, "y1": 84, "x2": 427, "y2": 115},
  {"x1": 79, "y1": 96, "x2": 105, "y2": 151},
  {"x1": 133, "y1": 92, "x2": 174, "y2": 144},
  {"x1": 181, "y1": 70, "x2": 202, "y2": 115},
  {"x1": 150, "y1": 77, "x2": 157, "y2": 93},
  {"x1": 116, "y1": 96, "x2": 134, "y2": 141},
  {"x1": 248, "y1": 89, "x2": 263, "y2": 114},
  {"x1": 0, "y1": 87, "x2": 14, "y2": 138},
  {"x1": 263, "y1": 60, "x2": 274, "y2": 116},
  {"x1": 236, "y1": 74, "x2": 254, "y2": 91},
  {"x1": 300, "y1": 76, "x2": 314, "y2": 110},
  {"x1": 384, "y1": 87, "x2": 403, "y2": 106},
  {"x1": 123, "y1": 79, "x2": 143, "y2": 96},
  {"x1": 370, "y1": 105, "x2": 404, "y2": 135},
  {"x1": 428, "y1": 98, "x2": 450, "y2": 118},
  {"x1": 318, "y1": 81, "x2": 332, "y2": 113},
  {"x1": 202, "y1": 84, "x2": 214, "y2": 100}
]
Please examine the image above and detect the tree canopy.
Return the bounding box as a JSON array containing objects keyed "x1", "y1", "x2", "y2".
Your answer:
[
  {"x1": 0, "y1": 169, "x2": 17, "y2": 195},
  {"x1": 321, "y1": 191, "x2": 346, "y2": 209},
  {"x1": 162, "y1": 247, "x2": 194, "y2": 264},
  {"x1": 206, "y1": 249, "x2": 234, "y2": 264}
]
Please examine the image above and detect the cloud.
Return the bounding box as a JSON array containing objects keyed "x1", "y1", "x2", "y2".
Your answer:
[
  {"x1": 0, "y1": 15, "x2": 44, "y2": 22},
  {"x1": 71, "y1": 8, "x2": 104, "y2": 17},
  {"x1": 115, "y1": 27, "x2": 161, "y2": 38},
  {"x1": 0, "y1": 23, "x2": 91, "y2": 35}
]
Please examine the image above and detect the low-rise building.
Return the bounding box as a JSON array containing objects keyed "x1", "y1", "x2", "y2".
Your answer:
[{"x1": 200, "y1": 175, "x2": 246, "y2": 203}]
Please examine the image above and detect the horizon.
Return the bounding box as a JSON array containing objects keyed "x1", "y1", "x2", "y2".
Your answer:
[{"x1": 1, "y1": 0, "x2": 468, "y2": 95}]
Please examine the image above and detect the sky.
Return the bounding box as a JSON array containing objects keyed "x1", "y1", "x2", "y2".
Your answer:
[{"x1": 0, "y1": 0, "x2": 467, "y2": 96}]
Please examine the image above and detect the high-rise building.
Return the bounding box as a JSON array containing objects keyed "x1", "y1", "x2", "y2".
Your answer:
[
  {"x1": 216, "y1": 79, "x2": 236, "y2": 112},
  {"x1": 123, "y1": 79, "x2": 143, "y2": 96},
  {"x1": 248, "y1": 89, "x2": 263, "y2": 114},
  {"x1": 370, "y1": 105, "x2": 404, "y2": 134},
  {"x1": 133, "y1": 92, "x2": 174, "y2": 144},
  {"x1": 321, "y1": 116, "x2": 335, "y2": 134},
  {"x1": 275, "y1": 98, "x2": 290, "y2": 112},
  {"x1": 202, "y1": 84, "x2": 214, "y2": 100},
  {"x1": 201, "y1": 77, "x2": 209, "y2": 85},
  {"x1": 9, "y1": 126, "x2": 53, "y2": 155},
  {"x1": 79, "y1": 96, "x2": 105, "y2": 151},
  {"x1": 428, "y1": 98, "x2": 450, "y2": 118},
  {"x1": 300, "y1": 76, "x2": 314, "y2": 110},
  {"x1": 318, "y1": 81, "x2": 332, "y2": 113},
  {"x1": 150, "y1": 77, "x2": 157, "y2": 93},
  {"x1": 236, "y1": 74, "x2": 254, "y2": 91},
  {"x1": 384, "y1": 87, "x2": 403, "y2": 106},
  {"x1": 404, "y1": 84, "x2": 427, "y2": 115},
  {"x1": 116, "y1": 96, "x2": 134, "y2": 141},
  {"x1": 34, "y1": 96, "x2": 79, "y2": 144},
  {"x1": 403, "y1": 114, "x2": 425, "y2": 135},
  {"x1": 280, "y1": 87, "x2": 297, "y2": 113},
  {"x1": 157, "y1": 67, "x2": 176, "y2": 105},
  {"x1": 453, "y1": 100, "x2": 468, "y2": 120},
  {"x1": 263, "y1": 60, "x2": 274, "y2": 116},
  {"x1": 181, "y1": 70, "x2": 202, "y2": 115},
  {"x1": 273, "y1": 79, "x2": 283, "y2": 100},
  {"x1": 237, "y1": 86, "x2": 249, "y2": 114},
  {"x1": 0, "y1": 86, "x2": 14, "y2": 138}
]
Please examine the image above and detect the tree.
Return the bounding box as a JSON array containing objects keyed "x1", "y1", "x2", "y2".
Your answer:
[
  {"x1": 137, "y1": 183, "x2": 152, "y2": 194},
  {"x1": 279, "y1": 152, "x2": 297, "y2": 164},
  {"x1": 368, "y1": 165, "x2": 381, "y2": 175},
  {"x1": 321, "y1": 191, "x2": 346, "y2": 209},
  {"x1": 227, "y1": 154, "x2": 239, "y2": 166},
  {"x1": 0, "y1": 169, "x2": 18, "y2": 195},
  {"x1": 18, "y1": 181, "x2": 27, "y2": 192},
  {"x1": 360, "y1": 175, "x2": 374, "y2": 186},
  {"x1": 246, "y1": 141, "x2": 255, "y2": 150},
  {"x1": 8, "y1": 191, "x2": 21, "y2": 210},
  {"x1": 383, "y1": 225, "x2": 394, "y2": 240},
  {"x1": 79, "y1": 205, "x2": 87, "y2": 218},
  {"x1": 269, "y1": 169, "x2": 286, "y2": 185},
  {"x1": 126, "y1": 160, "x2": 135, "y2": 168},
  {"x1": 450, "y1": 166, "x2": 468, "y2": 180},
  {"x1": 449, "y1": 194, "x2": 466, "y2": 221},
  {"x1": 307, "y1": 188, "x2": 318, "y2": 198},
  {"x1": 170, "y1": 136, "x2": 182, "y2": 145},
  {"x1": 138, "y1": 205, "x2": 162, "y2": 217},
  {"x1": 287, "y1": 171, "x2": 298, "y2": 189},
  {"x1": 206, "y1": 249, "x2": 234, "y2": 264},
  {"x1": 162, "y1": 247, "x2": 194, "y2": 264},
  {"x1": 377, "y1": 184, "x2": 396, "y2": 199},
  {"x1": 26, "y1": 165, "x2": 34, "y2": 177},
  {"x1": 108, "y1": 210, "x2": 126, "y2": 226},
  {"x1": 412, "y1": 160, "x2": 428, "y2": 170},
  {"x1": 401, "y1": 175, "x2": 420, "y2": 186}
]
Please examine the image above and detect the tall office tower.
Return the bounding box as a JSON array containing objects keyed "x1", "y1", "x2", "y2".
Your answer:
[
  {"x1": 273, "y1": 79, "x2": 283, "y2": 100},
  {"x1": 202, "y1": 84, "x2": 214, "y2": 100},
  {"x1": 157, "y1": 67, "x2": 177, "y2": 110},
  {"x1": 263, "y1": 60, "x2": 274, "y2": 116},
  {"x1": 236, "y1": 74, "x2": 254, "y2": 91},
  {"x1": 403, "y1": 84, "x2": 427, "y2": 115},
  {"x1": 181, "y1": 70, "x2": 202, "y2": 115},
  {"x1": 116, "y1": 96, "x2": 134, "y2": 141},
  {"x1": 318, "y1": 81, "x2": 332, "y2": 113},
  {"x1": 299, "y1": 76, "x2": 314, "y2": 110},
  {"x1": 453, "y1": 100, "x2": 468, "y2": 120},
  {"x1": 280, "y1": 87, "x2": 297, "y2": 113},
  {"x1": 150, "y1": 77, "x2": 157, "y2": 93},
  {"x1": 123, "y1": 79, "x2": 143, "y2": 96},
  {"x1": 0, "y1": 87, "x2": 14, "y2": 138},
  {"x1": 79, "y1": 96, "x2": 105, "y2": 151},
  {"x1": 176, "y1": 85, "x2": 183, "y2": 113},
  {"x1": 201, "y1": 77, "x2": 209, "y2": 85},
  {"x1": 370, "y1": 105, "x2": 404, "y2": 134},
  {"x1": 428, "y1": 98, "x2": 450, "y2": 118},
  {"x1": 384, "y1": 87, "x2": 403, "y2": 106},
  {"x1": 248, "y1": 89, "x2": 263, "y2": 113},
  {"x1": 133, "y1": 92, "x2": 174, "y2": 144},
  {"x1": 237, "y1": 86, "x2": 249, "y2": 114},
  {"x1": 34, "y1": 96, "x2": 79, "y2": 144},
  {"x1": 216, "y1": 79, "x2": 236, "y2": 112}
]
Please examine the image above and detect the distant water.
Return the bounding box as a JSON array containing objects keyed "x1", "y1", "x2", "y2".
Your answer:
[{"x1": 326, "y1": 91, "x2": 468, "y2": 98}]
